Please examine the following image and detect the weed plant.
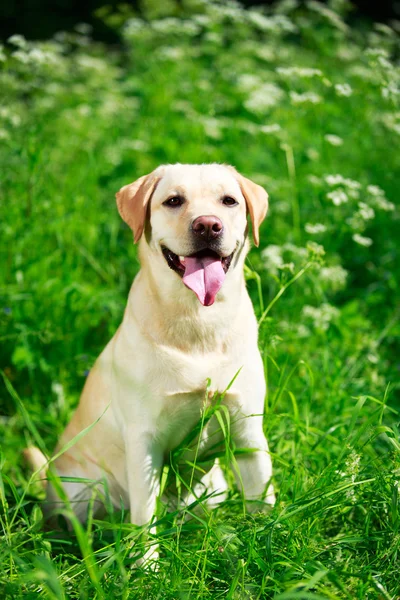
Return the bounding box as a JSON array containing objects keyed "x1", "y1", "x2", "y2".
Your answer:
[{"x1": 0, "y1": 0, "x2": 399, "y2": 597}]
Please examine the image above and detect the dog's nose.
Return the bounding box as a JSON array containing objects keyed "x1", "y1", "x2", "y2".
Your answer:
[{"x1": 192, "y1": 216, "x2": 223, "y2": 241}]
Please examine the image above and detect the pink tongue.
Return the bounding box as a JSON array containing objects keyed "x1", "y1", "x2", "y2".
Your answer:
[{"x1": 183, "y1": 255, "x2": 226, "y2": 306}]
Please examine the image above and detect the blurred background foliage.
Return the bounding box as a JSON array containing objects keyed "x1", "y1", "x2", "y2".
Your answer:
[
  {"x1": 0, "y1": 1, "x2": 400, "y2": 595},
  {"x1": 1, "y1": 0, "x2": 400, "y2": 43}
]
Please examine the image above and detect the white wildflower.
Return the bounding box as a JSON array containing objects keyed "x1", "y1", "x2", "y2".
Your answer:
[
  {"x1": 278, "y1": 262, "x2": 295, "y2": 273},
  {"x1": 255, "y1": 47, "x2": 275, "y2": 62},
  {"x1": 306, "y1": 148, "x2": 320, "y2": 161},
  {"x1": 52, "y1": 382, "x2": 66, "y2": 409},
  {"x1": 382, "y1": 82, "x2": 400, "y2": 100},
  {"x1": 247, "y1": 11, "x2": 276, "y2": 31},
  {"x1": 77, "y1": 55, "x2": 107, "y2": 71},
  {"x1": 283, "y1": 242, "x2": 308, "y2": 258},
  {"x1": 277, "y1": 66, "x2": 322, "y2": 78},
  {"x1": 374, "y1": 197, "x2": 395, "y2": 211},
  {"x1": 367, "y1": 184, "x2": 384, "y2": 197},
  {"x1": 325, "y1": 174, "x2": 344, "y2": 186},
  {"x1": 320, "y1": 265, "x2": 348, "y2": 289},
  {"x1": 327, "y1": 189, "x2": 348, "y2": 205},
  {"x1": 202, "y1": 117, "x2": 223, "y2": 140},
  {"x1": 12, "y1": 50, "x2": 29, "y2": 64},
  {"x1": 308, "y1": 175, "x2": 322, "y2": 185},
  {"x1": 357, "y1": 202, "x2": 375, "y2": 220},
  {"x1": 343, "y1": 178, "x2": 361, "y2": 190},
  {"x1": 248, "y1": 12, "x2": 296, "y2": 33},
  {"x1": 305, "y1": 223, "x2": 327, "y2": 234},
  {"x1": 245, "y1": 83, "x2": 284, "y2": 113},
  {"x1": 324, "y1": 134, "x2": 343, "y2": 146},
  {"x1": 325, "y1": 174, "x2": 361, "y2": 191},
  {"x1": 237, "y1": 73, "x2": 263, "y2": 92},
  {"x1": 380, "y1": 111, "x2": 400, "y2": 135},
  {"x1": 352, "y1": 233, "x2": 373, "y2": 247},
  {"x1": 307, "y1": 1, "x2": 348, "y2": 32},
  {"x1": 124, "y1": 139, "x2": 149, "y2": 152},
  {"x1": 152, "y1": 18, "x2": 200, "y2": 37},
  {"x1": 290, "y1": 91, "x2": 322, "y2": 104},
  {"x1": 302, "y1": 303, "x2": 340, "y2": 331},
  {"x1": 8, "y1": 34, "x2": 27, "y2": 48},
  {"x1": 260, "y1": 123, "x2": 281, "y2": 134},
  {"x1": 335, "y1": 83, "x2": 353, "y2": 97},
  {"x1": 297, "y1": 324, "x2": 311, "y2": 338},
  {"x1": 261, "y1": 245, "x2": 284, "y2": 273},
  {"x1": 159, "y1": 46, "x2": 185, "y2": 61},
  {"x1": 336, "y1": 45, "x2": 360, "y2": 62}
]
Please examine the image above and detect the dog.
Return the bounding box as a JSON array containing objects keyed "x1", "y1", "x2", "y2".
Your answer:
[{"x1": 25, "y1": 163, "x2": 275, "y2": 564}]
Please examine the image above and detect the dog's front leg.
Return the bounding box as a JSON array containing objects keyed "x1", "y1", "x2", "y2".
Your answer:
[
  {"x1": 232, "y1": 415, "x2": 275, "y2": 512},
  {"x1": 125, "y1": 431, "x2": 162, "y2": 566}
]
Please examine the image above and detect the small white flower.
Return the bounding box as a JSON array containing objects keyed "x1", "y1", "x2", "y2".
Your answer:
[
  {"x1": 374, "y1": 197, "x2": 395, "y2": 211},
  {"x1": 367, "y1": 185, "x2": 384, "y2": 197},
  {"x1": 305, "y1": 223, "x2": 327, "y2": 234},
  {"x1": 380, "y1": 112, "x2": 400, "y2": 135},
  {"x1": 324, "y1": 134, "x2": 343, "y2": 146},
  {"x1": 290, "y1": 91, "x2": 321, "y2": 104},
  {"x1": 308, "y1": 175, "x2": 322, "y2": 185},
  {"x1": 302, "y1": 303, "x2": 340, "y2": 331},
  {"x1": 283, "y1": 243, "x2": 308, "y2": 258},
  {"x1": 261, "y1": 245, "x2": 284, "y2": 273},
  {"x1": 245, "y1": 83, "x2": 284, "y2": 113},
  {"x1": 202, "y1": 117, "x2": 223, "y2": 140},
  {"x1": 325, "y1": 174, "x2": 344, "y2": 186},
  {"x1": 357, "y1": 202, "x2": 375, "y2": 220},
  {"x1": 352, "y1": 233, "x2": 373, "y2": 247},
  {"x1": 52, "y1": 382, "x2": 66, "y2": 408},
  {"x1": 320, "y1": 266, "x2": 348, "y2": 289},
  {"x1": 260, "y1": 123, "x2": 281, "y2": 134},
  {"x1": 335, "y1": 83, "x2": 353, "y2": 97},
  {"x1": 237, "y1": 73, "x2": 263, "y2": 92},
  {"x1": 343, "y1": 178, "x2": 361, "y2": 190},
  {"x1": 278, "y1": 262, "x2": 295, "y2": 273},
  {"x1": 276, "y1": 66, "x2": 322, "y2": 78},
  {"x1": 12, "y1": 50, "x2": 29, "y2": 64},
  {"x1": 124, "y1": 139, "x2": 149, "y2": 152},
  {"x1": 159, "y1": 46, "x2": 185, "y2": 61},
  {"x1": 8, "y1": 34, "x2": 27, "y2": 48},
  {"x1": 325, "y1": 174, "x2": 361, "y2": 191},
  {"x1": 327, "y1": 189, "x2": 348, "y2": 205}
]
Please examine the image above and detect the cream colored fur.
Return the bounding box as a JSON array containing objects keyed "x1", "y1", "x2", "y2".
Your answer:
[{"x1": 35, "y1": 163, "x2": 275, "y2": 565}]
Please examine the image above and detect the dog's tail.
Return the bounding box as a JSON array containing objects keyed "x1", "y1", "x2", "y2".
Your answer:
[{"x1": 23, "y1": 446, "x2": 48, "y2": 490}]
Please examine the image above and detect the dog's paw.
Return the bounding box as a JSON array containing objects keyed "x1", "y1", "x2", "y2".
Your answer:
[
  {"x1": 130, "y1": 545, "x2": 159, "y2": 570},
  {"x1": 246, "y1": 486, "x2": 276, "y2": 513}
]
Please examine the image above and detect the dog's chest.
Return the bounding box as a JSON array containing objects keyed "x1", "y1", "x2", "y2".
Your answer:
[{"x1": 144, "y1": 346, "x2": 242, "y2": 450}]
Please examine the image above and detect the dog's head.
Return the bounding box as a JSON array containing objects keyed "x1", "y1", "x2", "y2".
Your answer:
[{"x1": 116, "y1": 164, "x2": 268, "y2": 306}]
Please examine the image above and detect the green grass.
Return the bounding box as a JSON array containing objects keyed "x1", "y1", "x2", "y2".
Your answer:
[{"x1": 1, "y1": 0, "x2": 400, "y2": 597}]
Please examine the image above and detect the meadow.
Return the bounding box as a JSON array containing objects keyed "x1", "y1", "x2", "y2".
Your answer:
[{"x1": 1, "y1": 0, "x2": 400, "y2": 597}]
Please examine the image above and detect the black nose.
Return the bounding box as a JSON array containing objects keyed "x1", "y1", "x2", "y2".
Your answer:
[{"x1": 192, "y1": 215, "x2": 223, "y2": 241}]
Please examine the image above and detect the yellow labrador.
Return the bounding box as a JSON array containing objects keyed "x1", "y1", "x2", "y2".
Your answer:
[{"x1": 27, "y1": 163, "x2": 275, "y2": 562}]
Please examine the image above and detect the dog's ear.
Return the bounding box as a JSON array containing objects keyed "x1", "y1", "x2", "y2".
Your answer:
[
  {"x1": 229, "y1": 168, "x2": 269, "y2": 247},
  {"x1": 116, "y1": 170, "x2": 162, "y2": 243}
]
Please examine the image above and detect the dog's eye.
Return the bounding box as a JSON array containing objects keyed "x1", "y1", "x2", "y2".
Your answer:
[
  {"x1": 222, "y1": 196, "x2": 238, "y2": 207},
  {"x1": 163, "y1": 196, "x2": 185, "y2": 208}
]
